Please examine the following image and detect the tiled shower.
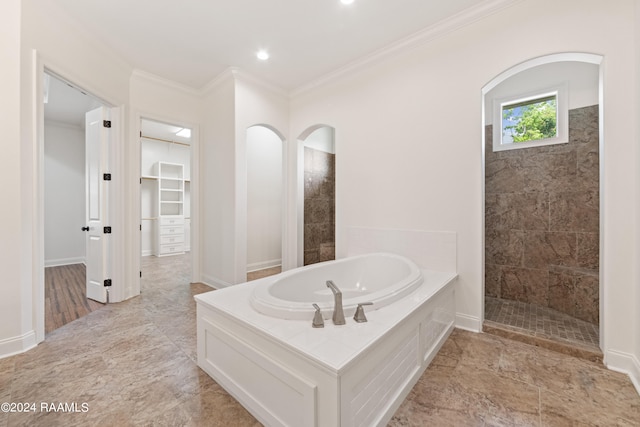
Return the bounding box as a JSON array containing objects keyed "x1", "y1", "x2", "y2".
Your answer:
[
  {"x1": 303, "y1": 146, "x2": 335, "y2": 265},
  {"x1": 484, "y1": 105, "x2": 600, "y2": 349}
]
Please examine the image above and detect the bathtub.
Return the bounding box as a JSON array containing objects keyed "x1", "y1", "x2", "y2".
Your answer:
[
  {"x1": 196, "y1": 254, "x2": 457, "y2": 427},
  {"x1": 251, "y1": 253, "x2": 423, "y2": 320}
]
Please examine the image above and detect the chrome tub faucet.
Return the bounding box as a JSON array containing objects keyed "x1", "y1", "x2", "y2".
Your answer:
[{"x1": 326, "y1": 280, "x2": 345, "y2": 325}]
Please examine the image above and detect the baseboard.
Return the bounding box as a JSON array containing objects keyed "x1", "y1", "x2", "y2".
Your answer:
[
  {"x1": 141, "y1": 250, "x2": 153, "y2": 257},
  {"x1": 455, "y1": 312, "x2": 482, "y2": 332},
  {"x1": 246, "y1": 259, "x2": 282, "y2": 273},
  {"x1": 605, "y1": 349, "x2": 640, "y2": 396},
  {"x1": 201, "y1": 274, "x2": 233, "y2": 290},
  {"x1": 0, "y1": 331, "x2": 37, "y2": 359},
  {"x1": 44, "y1": 257, "x2": 85, "y2": 267}
]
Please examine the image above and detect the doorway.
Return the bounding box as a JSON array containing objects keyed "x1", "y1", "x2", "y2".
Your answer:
[
  {"x1": 297, "y1": 125, "x2": 336, "y2": 266},
  {"x1": 482, "y1": 54, "x2": 603, "y2": 357},
  {"x1": 43, "y1": 72, "x2": 106, "y2": 334},
  {"x1": 139, "y1": 118, "x2": 193, "y2": 289},
  {"x1": 245, "y1": 125, "x2": 284, "y2": 281}
]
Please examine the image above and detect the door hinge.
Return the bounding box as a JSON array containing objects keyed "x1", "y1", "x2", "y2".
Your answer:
[
  {"x1": 104, "y1": 279, "x2": 112, "y2": 287},
  {"x1": 103, "y1": 173, "x2": 112, "y2": 181},
  {"x1": 103, "y1": 120, "x2": 112, "y2": 128},
  {"x1": 103, "y1": 226, "x2": 112, "y2": 234},
  {"x1": 139, "y1": 224, "x2": 142, "y2": 231},
  {"x1": 140, "y1": 271, "x2": 142, "y2": 278}
]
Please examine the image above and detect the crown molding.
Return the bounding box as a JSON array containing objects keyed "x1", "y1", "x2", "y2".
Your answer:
[
  {"x1": 131, "y1": 69, "x2": 201, "y2": 97},
  {"x1": 200, "y1": 67, "x2": 240, "y2": 95},
  {"x1": 200, "y1": 67, "x2": 288, "y2": 99},
  {"x1": 291, "y1": 0, "x2": 524, "y2": 98},
  {"x1": 232, "y1": 69, "x2": 289, "y2": 99}
]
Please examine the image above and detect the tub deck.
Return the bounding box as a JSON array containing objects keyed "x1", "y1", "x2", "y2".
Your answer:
[{"x1": 196, "y1": 268, "x2": 456, "y2": 426}]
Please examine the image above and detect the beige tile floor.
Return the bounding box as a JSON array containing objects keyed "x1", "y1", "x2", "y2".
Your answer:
[
  {"x1": 485, "y1": 296, "x2": 600, "y2": 349},
  {"x1": 1, "y1": 254, "x2": 639, "y2": 426}
]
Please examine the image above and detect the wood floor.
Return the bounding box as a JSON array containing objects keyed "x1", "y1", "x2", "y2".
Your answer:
[{"x1": 44, "y1": 264, "x2": 104, "y2": 334}]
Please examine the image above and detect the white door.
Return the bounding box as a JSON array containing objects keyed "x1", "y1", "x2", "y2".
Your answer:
[{"x1": 85, "y1": 107, "x2": 112, "y2": 303}]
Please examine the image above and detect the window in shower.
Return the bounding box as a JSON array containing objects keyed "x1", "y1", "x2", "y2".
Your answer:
[{"x1": 492, "y1": 83, "x2": 568, "y2": 151}]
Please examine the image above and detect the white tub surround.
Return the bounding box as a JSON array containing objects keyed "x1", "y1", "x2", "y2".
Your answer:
[{"x1": 196, "y1": 261, "x2": 456, "y2": 426}]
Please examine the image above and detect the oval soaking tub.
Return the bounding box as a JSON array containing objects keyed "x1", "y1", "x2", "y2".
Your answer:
[{"x1": 250, "y1": 252, "x2": 423, "y2": 320}]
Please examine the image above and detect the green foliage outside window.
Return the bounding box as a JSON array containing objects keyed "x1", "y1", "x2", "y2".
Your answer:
[{"x1": 502, "y1": 97, "x2": 557, "y2": 143}]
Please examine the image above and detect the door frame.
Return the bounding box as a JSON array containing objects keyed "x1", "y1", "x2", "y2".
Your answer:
[
  {"x1": 296, "y1": 124, "x2": 336, "y2": 268},
  {"x1": 130, "y1": 111, "x2": 201, "y2": 293},
  {"x1": 33, "y1": 52, "x2": 125, "y2": 343},
  {"x1": 237, "y1": 124, "x2": 287, "y2": 284},
  {"x1": 130, "y1": 110, "x2": 202, "y2": 296}
]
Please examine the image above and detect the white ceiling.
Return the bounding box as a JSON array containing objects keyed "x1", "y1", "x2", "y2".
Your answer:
[
  {"x1": 44, "y1": 73, "x2": 103, "y2": 128},
  {"x1": 49, "y1": 0, "x2": 486, "y2": 91}
]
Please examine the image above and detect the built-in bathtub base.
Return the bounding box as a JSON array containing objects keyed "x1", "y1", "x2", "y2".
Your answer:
[{"x1": 196, "y1": 275, "x2": 455, "y2": 427}]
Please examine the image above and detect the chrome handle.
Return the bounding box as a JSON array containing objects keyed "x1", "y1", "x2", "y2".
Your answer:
[
  {"x1": 354, "y1": 302, "x2": 373, "y2": 323},
  {"x1": 312, "y1": 303, "x2": 324, "y2": 328}
]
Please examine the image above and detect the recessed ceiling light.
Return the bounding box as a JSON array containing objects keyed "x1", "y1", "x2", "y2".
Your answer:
[
  {"x1": 340, "y1": 0, "x2": 355, "y2": 4},
  {"x1": 257, "y1": 50, "x2": 270, "y2": 61}
]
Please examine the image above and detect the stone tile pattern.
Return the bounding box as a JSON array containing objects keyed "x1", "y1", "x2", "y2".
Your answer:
[
  {"x1": 304, "y1": 146, "x2": 335, "y2": 265},
  {"x1": 390, "y1": 329, "x2": 640, "y2": 426},
  {"x1": 485, "y1": 105, "x2": 599, "y2": 324},
  {"x1": 2, "y1": 256, "x2": 639, "y2": 426},
  {"x1": 485, "y1": 296, "x2": 599, "y2": 349}
]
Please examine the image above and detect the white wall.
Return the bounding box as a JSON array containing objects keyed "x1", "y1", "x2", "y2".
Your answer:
[
  {"x1": 0, "y1": 0, "x2": 27, "y2": 356},
  {"x1": 289, "y1": 0, "x2": 639, "y2": 373},
  {"x1": 234, "y1": 73, "x2": 290, "y2": 281},
  {"x1": 484, "y1": 61, "x2": 600, "y2": 125},
  {"x1": 634, "y1": 0, "x2": 640, "y2": 384},
  {"x1": 304, "y1": 126, "x2": 335, "y2": 154},
  {"x1": 14, "y1": 0, "x2": 133, "y2": 351},
  {"x1": 246, "y1": 126, "x2": 283, "y2": 271},
  {"x1": 200, "y1": 73, "x2": 237, "y2": 288},
  {"x1": 44, "y1": 122, "x2": 85, "y2": 266}
]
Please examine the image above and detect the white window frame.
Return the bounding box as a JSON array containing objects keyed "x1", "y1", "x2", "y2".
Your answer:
[{"x1": 492, "y1": 82, "x2": 568, "y2": 152}]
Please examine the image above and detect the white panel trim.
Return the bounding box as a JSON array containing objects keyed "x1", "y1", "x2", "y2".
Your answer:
[
  {"x1": 455, "y1": 313, "x2": 482, "y2": 332},
  {"x1": 247, "y1": 259, "x2": 282, "y2": 273},
  {"x1": 201, "y1": 318, "x2": 317, "y2": 427},
  {"x1": 0, "y1": 331, "x2": 37, "y2": 359},
  {"x1": 44, "y1": 257, "x2": 85, "y2": 268},
  {"x1": 605, "y1": 350, "x2": 640, "y2": 396},
  {"x1": 201, "y1": 274, "x2": 233, "y2": 289}
]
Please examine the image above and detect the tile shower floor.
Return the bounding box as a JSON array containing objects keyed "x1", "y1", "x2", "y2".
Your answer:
[
  {"x1": 485, "y1": 296, "x2": 600, "y2": 354},
  {"x1": 1, "y1": 255, "x2": 638, "y2": 426}
]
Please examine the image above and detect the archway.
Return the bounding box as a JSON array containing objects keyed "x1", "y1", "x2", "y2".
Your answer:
[
  {"x1": 482, "y1": 53, "x2": 604, "y2": 352},
  {"x1": 297, "y1": 125, "x2": 336, "y2": 266}
]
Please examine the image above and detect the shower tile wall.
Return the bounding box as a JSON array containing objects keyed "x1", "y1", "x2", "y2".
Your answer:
[
  {"x1": 304, "y1": 147, "x2": 335, "y2": 265},
  {"x1": 485, "y1": 105, "x2": 599, "y2": 324}
]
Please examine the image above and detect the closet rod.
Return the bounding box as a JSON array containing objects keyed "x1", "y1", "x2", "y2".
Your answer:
[{"x1": 140, "y1": 134, "x2": 190, "y2": 147}]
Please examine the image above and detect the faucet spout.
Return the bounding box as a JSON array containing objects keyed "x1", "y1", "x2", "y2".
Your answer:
[{"x1": 326, "y1": 280, "x2": 345, "y2": 325}]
